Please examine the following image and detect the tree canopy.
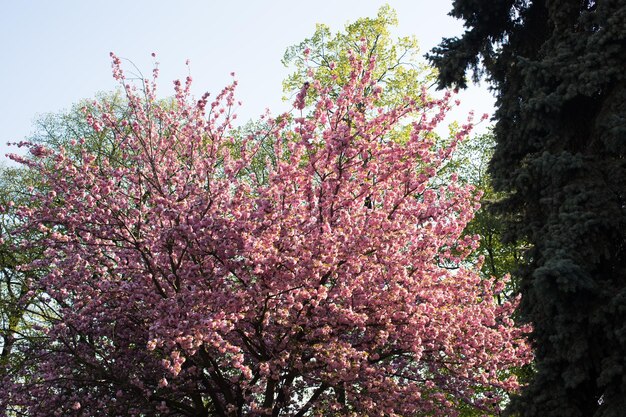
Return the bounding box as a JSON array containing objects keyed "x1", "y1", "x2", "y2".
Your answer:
[{"x1": 0, "y1": 46, "x2": 532, "y2": 417}]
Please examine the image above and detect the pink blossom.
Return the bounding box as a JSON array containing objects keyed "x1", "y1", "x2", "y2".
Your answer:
[
  {"x1": 293, "y1": 81, "x2": 310, "y2": 110},
  {"x1": 4, "y1": 50, "x2": 531, "y2": 417}
]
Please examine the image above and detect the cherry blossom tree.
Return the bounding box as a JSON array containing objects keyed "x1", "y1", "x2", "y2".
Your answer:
[{"x1": 2, "y1": 50, "x2": 531, "y2": 417}]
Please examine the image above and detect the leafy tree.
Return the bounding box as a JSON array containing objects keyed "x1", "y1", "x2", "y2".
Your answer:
[
  {"x1": 282, "y1": 4, "x2": 435, "y2": 107},
  {"x1": 2, "y1": 51, "x2": 531, "y2": 416},
  {"x1": 429, "y1": 1, "x2": 626, "y2": 416},
  {"x1": 27, "y1": 91, "x2": 131, "y2": 164}
]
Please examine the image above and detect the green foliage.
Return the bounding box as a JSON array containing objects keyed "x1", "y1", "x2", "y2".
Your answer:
[
  {"x1": 0, "y1": 167, "x2": 29, "y2": 369},
  {"x1": 282, "y1": 5, "x2": 435, "y2": 107},
  {"x1": 281, "y1": 11, "x2": 531, "y2": 414},
  {"x1": 30, "y1": 91, "x2": 125, "y2": 161},
  {"x1": 453, "y1": 132, "x2": 524, "y2": 290}
]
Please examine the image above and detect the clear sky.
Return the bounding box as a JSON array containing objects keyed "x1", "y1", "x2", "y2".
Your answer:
[{"x1": 0, "y1": 1, "x2": 494, "y2": 164}]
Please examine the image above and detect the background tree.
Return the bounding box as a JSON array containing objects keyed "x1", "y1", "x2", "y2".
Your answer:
[
  {"x1": 28, "y1": 92, "x2": 125, "y2": 156},
  {"x1": 429, "y1": 1, "x2": 626, "y2": 416},
  {"x1": 2, "y1": 51, "x2": 531, "y2": 416},
  {"x1": 282, "y1": 5, "x2": 435, "y2": 107}
]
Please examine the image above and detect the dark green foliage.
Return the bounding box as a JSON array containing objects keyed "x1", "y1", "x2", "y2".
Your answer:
[{"x1": 430, "y1": 1, "x2": 626, "y2": 416}]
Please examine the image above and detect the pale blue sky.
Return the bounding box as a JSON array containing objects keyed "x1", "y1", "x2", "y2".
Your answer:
[{"x1": 0, "y1": 1, "x2": 494, "y2": 164}]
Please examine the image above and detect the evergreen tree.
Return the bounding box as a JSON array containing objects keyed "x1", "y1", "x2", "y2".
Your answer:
[{"x1": 429, "y1": 1, "x2": 626, "y2": 416}]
